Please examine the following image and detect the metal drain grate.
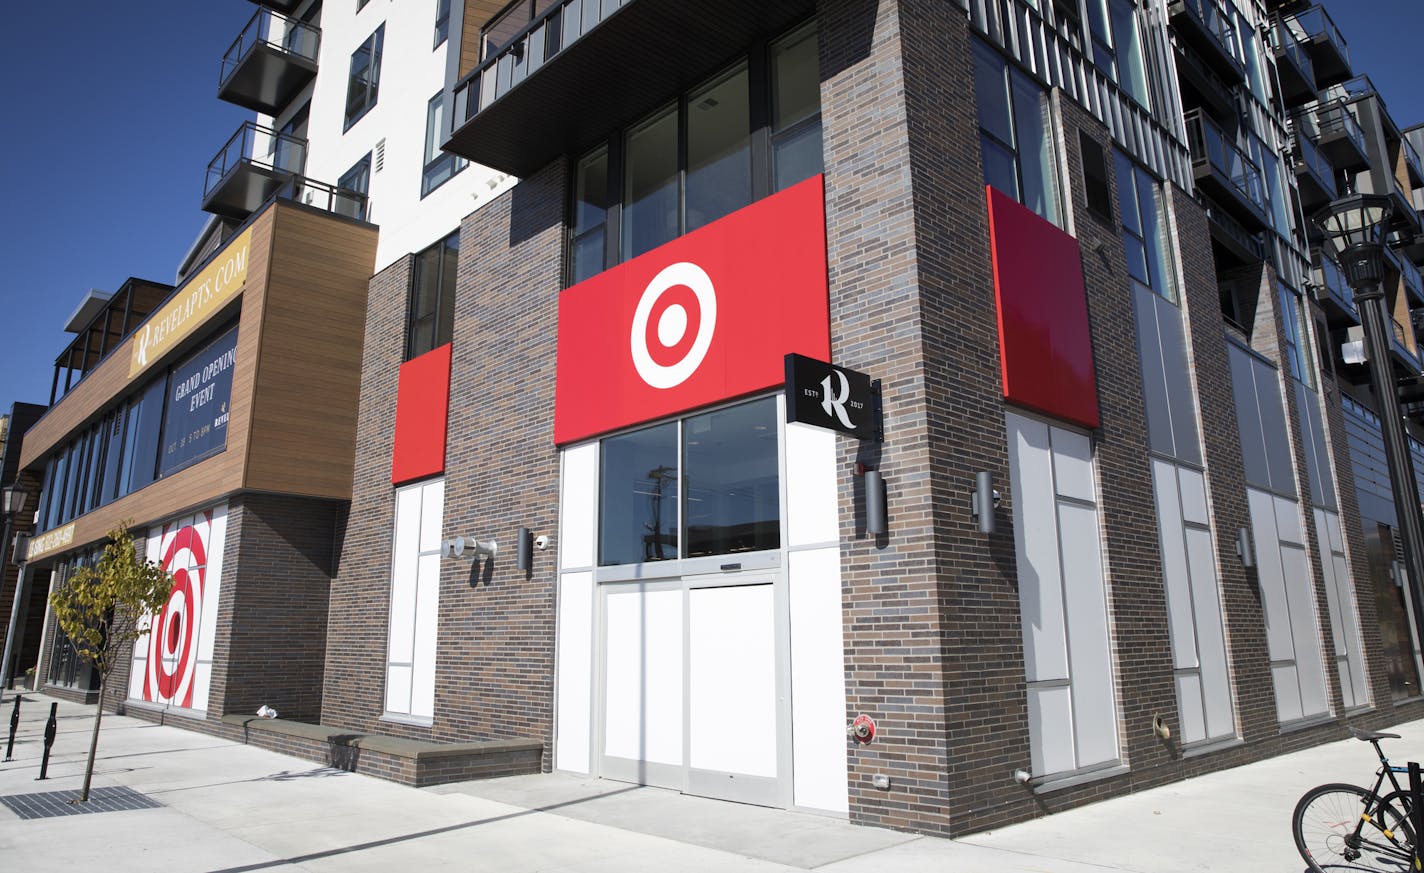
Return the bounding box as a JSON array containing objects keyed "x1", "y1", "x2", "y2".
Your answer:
[{"x1": 0, "y1": 785, "x2": 162, "y2": 819}]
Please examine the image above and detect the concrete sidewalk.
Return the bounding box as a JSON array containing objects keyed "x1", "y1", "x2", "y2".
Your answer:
[{"x1": 0, "y1": 690, "x2": 1414, "y2": 871}]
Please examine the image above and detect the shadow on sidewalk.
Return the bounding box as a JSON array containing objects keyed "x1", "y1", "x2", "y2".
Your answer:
[{"x1": 205, "y1": 785, "x2": 643, "y2": 873}]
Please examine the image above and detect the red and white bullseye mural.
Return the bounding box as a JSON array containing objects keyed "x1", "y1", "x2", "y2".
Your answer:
[{"x1": 129, "y1": 504, "x2": 227, "y2": 711}]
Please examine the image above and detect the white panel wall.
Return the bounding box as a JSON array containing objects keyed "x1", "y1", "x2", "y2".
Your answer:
[
  {"x1": 1313, "y1": 509, "x2": 1368, "y2": 708},
  {"x1": 786, "y1": 423, "x2": 839, "y2": 547},
  {"x1": 560, "y1": 443, "x2": 598, "y2": 570},
  {"x1": 278, "y1": 0, "x2": 515, "y2": 272},
  {"x1": 1007, "y1": 412, "x2": 1119, "y2": 778},
  {"x1": 689, "y1": 585, "x2": 777, "y2": 776},
  {"x1": 789, "y1": 547, "x2": 849, "y2": 813},
  {"x1": 555, "y1": 571, "x2": 594, "y2": 773},
  {"x1": 386, "y1": 478, "x2": 444, "y2": 719}
]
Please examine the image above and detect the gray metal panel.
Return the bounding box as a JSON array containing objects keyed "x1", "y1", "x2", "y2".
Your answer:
[
  {"x1": 1342, "y1": 399, "x2": 1397, "y2": 527},
  {"x1": 1133, "y1": 284, "x2": 1177, "y2": 458},
  {"x1": 1228, "y1": 344, "x2": 1270, "y2": 490},
  {"x1": 1295, "y1": 382, "x2": 1337, "y2": 510},
  {"x1": 1156, "y1": 294, "x2": 1202, "y2": 466}
]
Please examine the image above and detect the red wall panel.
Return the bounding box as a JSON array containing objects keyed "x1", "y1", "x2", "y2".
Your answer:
[
  {"x1": 391, "y1": 343, "x2": 451, "y2": 484},
  {"x1": 987, "y1": 186, "x2": 1100, "y2": 429}
]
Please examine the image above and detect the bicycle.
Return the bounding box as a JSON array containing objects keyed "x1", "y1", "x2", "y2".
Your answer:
[{"x1": 1293, "y1": 727, "x2": 1418, "y2": 872}]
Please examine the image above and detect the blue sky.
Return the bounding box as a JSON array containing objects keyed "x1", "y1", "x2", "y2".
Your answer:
[{"x1": 0, "y1": 1, "x2": 1419, "y2": 419}]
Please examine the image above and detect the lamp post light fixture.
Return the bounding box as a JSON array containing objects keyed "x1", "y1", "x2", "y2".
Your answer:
[
  {"x1": 1313, "y1": 192, "x2": 1424, "y2": 658},
  {"x1": 0, "y1": 482, "x2": 29, "y2": 693}
]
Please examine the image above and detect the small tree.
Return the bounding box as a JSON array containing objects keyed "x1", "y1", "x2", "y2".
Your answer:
[{"x1": 49, "y1": 524, "x2": 173, "y2": 802}]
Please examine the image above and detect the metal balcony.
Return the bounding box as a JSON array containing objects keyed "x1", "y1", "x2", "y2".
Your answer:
[
  {"x1": 1310, "y1": 250, "x2": 1357, "y2": 328},
  {"x1": 249, "y1": 0, "x2": 303, "y2": 12},
  {"x1": 1270, "y1": 19, "x2": 1316, "y2": 108},
  {"x1": 1390, "y1": 316, "x2": 1420, "y2": 375},
  {"x1": 446, "y1": 0, "x2": 815, "y2": 176},
  {"x1": 1201, "y1": 192, "x2": 1265, "y2": 267},
  {"x1": 1173, "y1": 41, "x2": 1237, "y2": 119},
  {"x1": 219, "y1": 8, "x2": 320, "y2": 115},
  {"x1": 1402, "y1": 135, "x2": 1424, "y2": 190},
  {"x1": 1285, "y1": 5, "x2": 1351, "y2": 86},
  {"x1": 1168, "y1": 0, "x2": 1246, "y2": 83},
  {"x1": 1185, "y1": 110, "x2": 1269, "y2": 231},
  {"x1": 1300, "y1": 101, "x2": 1368, "y2": 171},
  {"x1": 202, "y1": 121, "x2": 307, "y2": 219},
  {"x1": 1291, "y1": 129, "x2": 1336, "y2": 211}
]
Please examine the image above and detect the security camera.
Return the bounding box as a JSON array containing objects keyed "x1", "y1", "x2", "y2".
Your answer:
[{"x1": 534, "y1": 535, "x2": 550, "y2": 550}]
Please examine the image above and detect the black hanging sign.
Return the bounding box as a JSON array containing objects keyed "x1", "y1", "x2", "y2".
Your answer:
[{"x1": 784, "y1": 353, "x2": 881, "y2": 441}]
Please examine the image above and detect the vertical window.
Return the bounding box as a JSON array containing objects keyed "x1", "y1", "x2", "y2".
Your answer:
[
  {"x1": 406, "y1": 231, "x2": 460, "y2": 360},
  {"x1": 598, "y1": 397, "x2": 780, "y2": 566},
  {"x1": 974, "y1": 40, "x2": 1061, "y2": 226},
  {"x1": 622, "y1": 106, "x2": 680, "y2": 261},
  {"x1": 337, "y1": 154, "x2": 371, "y2": 221},
  {"x1": 126, "y1": 377, "x2": 168, "y2": 494},
  {"x1": 770, "y1": 23, "x2": 823, "y2": 191},
  {"x1": 1108, "y1": 0, "x2": 1149, "y2": 108},
  {"x1": 345, "y1": 24, "x2": 384, "y2": 129},
  {"x1": 686, "y1": 65, "x2": 752, "y2": 233},
  {"x1": 434, "y1": 0, "x2": 451, "y2": 47},
  {"x1": 1114, "y1": 150, "x2": 1175, "y2": 301},
  {"x1": 100, "y1": 409, "x2": 125, "y2": 504},
  {"x1": 421, "y1": 91, "x2": 466, "y2": 197},
  {"x1": 386, "y1": 478, "x2": 443, "y2": 721},
  {"x1": 1279, "y1": 284, "x2": 1314, "y2": 387},
  {"x1": 571, "y1": 148, "x2": 610, "y2": 285}
]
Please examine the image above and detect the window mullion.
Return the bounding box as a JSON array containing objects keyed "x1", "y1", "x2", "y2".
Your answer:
[{"x1": 748, "y1": 39, "x2": 773, "y2": 202}]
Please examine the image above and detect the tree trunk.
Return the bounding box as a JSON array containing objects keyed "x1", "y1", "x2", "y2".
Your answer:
[{"x1": 80, "y1": 671, "x2": 107, "y2": 802}]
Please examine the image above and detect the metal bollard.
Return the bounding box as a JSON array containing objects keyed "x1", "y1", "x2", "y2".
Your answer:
[
  {"x1": 4, "y1": 696, "x2": 17, "y2": 761},
  {"x1": 36, "y1": 702, "x2": 56, "y2": 780}
]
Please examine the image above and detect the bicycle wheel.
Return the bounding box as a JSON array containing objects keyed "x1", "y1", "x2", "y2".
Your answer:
[
  {"x1": 1294, "y1": 783, "x2": 1416, "y2": 872},
  {"x1": 1376, "y1": 791, "x2": 1418, "y2": 854}
]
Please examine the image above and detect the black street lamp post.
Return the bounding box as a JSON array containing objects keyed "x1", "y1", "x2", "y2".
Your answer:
[
  {"x1": 0, "y1": 482, "x2": 30, "y2": 693},
  {"x1": 1314, "y1": 192, "x2": 1424, "y2": 661}
]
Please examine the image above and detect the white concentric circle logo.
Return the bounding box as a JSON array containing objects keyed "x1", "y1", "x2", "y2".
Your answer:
[{"x1": 630, "y1": 261, "x2": 717, "y2": 389}]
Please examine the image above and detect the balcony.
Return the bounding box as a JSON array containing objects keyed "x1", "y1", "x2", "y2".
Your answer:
[
  {"x1": 1185, "y1": 110, "x2": 1269, "y2": 230},
  {"x1": 1270, "y1": 19, "x2": 1316, "y2": 108},
  {"x1": 1310, "y1": 250, "x2": 1357, "y2": 328},
  {"x1": 219, "y1": 8, "x2": 320, "y2": 115},
  {"x1": 249, "y1": 0, "x2": 303, "y2": 12},
  {"x1": 1173, "y1": 41, "x2": 1237, "y2": 119},
  {"x1": 446, "y1": 0, "x2": 815, "y2": 176},
  {"x1": 1168, "y1": 0, "x2": 1246, "y2": 83},
  {"x1": 1291, "y1": 128, "x2": 1336, "y2": 211},
  {"x1": 1390, "y1": 317, "x2": 1420, "y2": 375},
  {"x1": 1301, "y1": 101, "x2": 1368, "y2": 170},
  {"x1": 202, "y1": 121, "x2": 307, "y2": 219},
  {"x1": 1403, "y1": 135, "x2": 1424, "y2": 190},
  {"x1": 1201, "y1": 192, "x2": 1265, "y2": 267},
  {"x1": 1285, "y1": 5, "x2": 1351, "y2": 86}
]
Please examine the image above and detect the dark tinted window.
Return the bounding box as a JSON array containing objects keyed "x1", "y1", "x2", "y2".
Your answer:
[
  {"x1": 683, "y1": 398, "x2": 780, "y2": 557},
  {"x1": 406, "y1": 231, "x2": 460, "y2": 359},
  {"x1": 599, "y1": 422, "x2": 679, "y2": 565}
]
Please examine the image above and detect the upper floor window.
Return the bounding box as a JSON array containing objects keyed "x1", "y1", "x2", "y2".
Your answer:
[
  {"x1": 1279, "y1": 283, "x2": 1314, "y2": 387},
  {"x1": 345, "y1": 24, "x2": 384, "y2": 130},
  {"x1": 1114, "y1": 150, "x2": 1175, "y2": 301},
  {"x1": 569, "y1": 22, "x2": 821, "y2": 285},
  {"x1": 974, "y1": 40, "x2": 1060, "y2": 226},
  {"x1": 406, "y1": 231, "x2": 459, "y2": 360},
  {"x1": 1085, "y1": 0, "x2": 1150, "y2": 108},
  {"x1": 434, "y1": 0, "x2": 451, "y2": 47},
  {"x1": 422, "y1": 90, "x2": 466, "y2": 197},
  {"x1": 338, "y1": 153, "x2": 371, "y2": 221}
]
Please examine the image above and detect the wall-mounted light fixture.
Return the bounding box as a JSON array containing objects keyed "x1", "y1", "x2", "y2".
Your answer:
[
  {"x1": 1235, "y1": 527, "x2": 1254, "y2": 568},
  {"x1": 865, "y1": 470, "x2": 887, "y2": 535},
  {"x1": 972, "y1": 471, "x2": 999, "y2": 535},
  {"x1": 516, "y1": 527, "x2": 532, "y2": 572},
  {"x1": 441, "y1": 536, "x2": 497, "y2": 560}
]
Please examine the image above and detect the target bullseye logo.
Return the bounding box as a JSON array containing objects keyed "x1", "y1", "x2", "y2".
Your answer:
[
  {"x1": 630, "y1": 261, "x2": 717, "y2": 389},
  {"x1": 145, "y1": 521, "x2": 207, "y2": 708}
]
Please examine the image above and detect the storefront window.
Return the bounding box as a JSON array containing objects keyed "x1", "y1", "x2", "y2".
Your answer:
[
  {"x1": 686, "y1": 64, "x2": 752, "y2": 233},
  {"x1": 622, "y1": 107, "x2": 680, "y2": 261},
  {"x1": 598, "y1": 397, "x2": 780, "y2": 566}
]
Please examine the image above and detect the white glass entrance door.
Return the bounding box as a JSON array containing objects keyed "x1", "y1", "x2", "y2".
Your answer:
[{"x1": 599, "y1": 576, "x2": 783, "y2": 806}]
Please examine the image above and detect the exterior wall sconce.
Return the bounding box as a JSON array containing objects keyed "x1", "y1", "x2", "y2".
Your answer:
[
  {"x1": 440, "y1": 536, "x2": 497, "y2": 559},
  {"x1": 972, "y1": 471, "x2": 999, "y2": 534},
  {"x1": 865, "y1": 470, "x2": 887, "y2": 535},
  {"x1": 516, "y1": 527, "x2": 532, "y2": 572},
  {"x1": 1235, "y1": 527, "x2": 1254, "y2": 568}
]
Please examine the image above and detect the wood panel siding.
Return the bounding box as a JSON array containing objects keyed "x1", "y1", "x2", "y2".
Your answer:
[
  {"x1": 243, "y1": 206, "x2": 377, "y2": 499},
  {"x1": 460, "y1": 0, "x2": 509, "y2": 78}
]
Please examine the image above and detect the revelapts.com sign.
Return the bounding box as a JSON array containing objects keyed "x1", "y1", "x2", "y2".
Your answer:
[
  {"x1": 554, "y1": 175, "x2": 831, "y2": 444},
  {"x1": 130, "y1": 227, "x2": 251, "y2": 378},
  {"x1": 161, "y1": 325, "x2": 238, "y2": 477}
]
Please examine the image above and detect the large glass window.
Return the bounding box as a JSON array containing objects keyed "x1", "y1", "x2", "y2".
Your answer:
[
  {"x1": 571, "y1": 21, "x2": 821, "y2": 285},
  {"x1": 406, "y1": 231, "x2": 460, "y2": 360},
  {"x1": 598, "y1": 397, "x2": 780, "y2": 566},
  {"x1": 1280, "y1": 283, "x2": 1314, "y2": 387},
  {"x1": 434, "y1": 0, "x2": 451, "y2": 47},
  {"x1": 337, "y1": 154, "x2": 371, "y2": 221},
  {"x1": 974, "y1": 40, "x2": 1061, "y2": 226},
  {"x1": 421, "y1": 90, "x2": 466, "y2": 197},
  {"x1": 1115, "y1": 150, "x2": 1175, "y2": 301},
  {"x1": 345, "y1": 24, "x2": 384, "y2": 130}
]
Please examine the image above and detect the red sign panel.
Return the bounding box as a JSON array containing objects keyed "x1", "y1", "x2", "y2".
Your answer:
[
  {"x1": 555, "y1": 175, "x2": 831, "y2": 444},
  {"x1": 986, "y1": 186, "x2": 1100, "y2": 430},
  {"x1": 392, "y1": 343, "x2": 451, "y2": 484}
]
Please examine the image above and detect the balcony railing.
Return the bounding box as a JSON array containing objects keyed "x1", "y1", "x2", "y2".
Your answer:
[
  {"x1": 455, "y1": 0, "x2": 628, "y2": 127},
  {"x1": 1170, "y1": 0, "x2": 1245, "y2": 80},
  {"x1": 218, "y1": 8, "x2": 320, "y2": 115},
  {"x1": 1319, "y1": 75, "x2": 1377, "y2": 105},
  {"x1": 1401, "y1": 256, "x2": 1424, "y2": 305},
  {"x1": 1311, "y1": 250, "x2": 1357, "y2": 323},
  {"x1": 1403, "y1": 135, "x2": 1424, "y2": 187},
  {"x1": 1305, "y1": 100, "x2": 1369, "y2": 170},
  {"x1": 1292, "y1": 128, "x2": 1336, "y2": 206},
  {"x1": 202, "y1": 121, "x2": 308, "y2": 218},
  {"x1": 1185, "y1": 109, "x2": 1267, "y2": 227},
  {"x1": 1269, "y1": 19, "x2": 1316, "y2": 105}
]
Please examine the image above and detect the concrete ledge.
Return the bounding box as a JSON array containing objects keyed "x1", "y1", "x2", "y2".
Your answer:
[{"x1": 217, "y1": 714, "x2": 544, "y2": 787}]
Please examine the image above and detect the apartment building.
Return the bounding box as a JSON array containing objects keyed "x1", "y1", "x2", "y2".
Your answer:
[{"x1": 11, "y1": 0, "x2": 1424, "y2": 841}]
